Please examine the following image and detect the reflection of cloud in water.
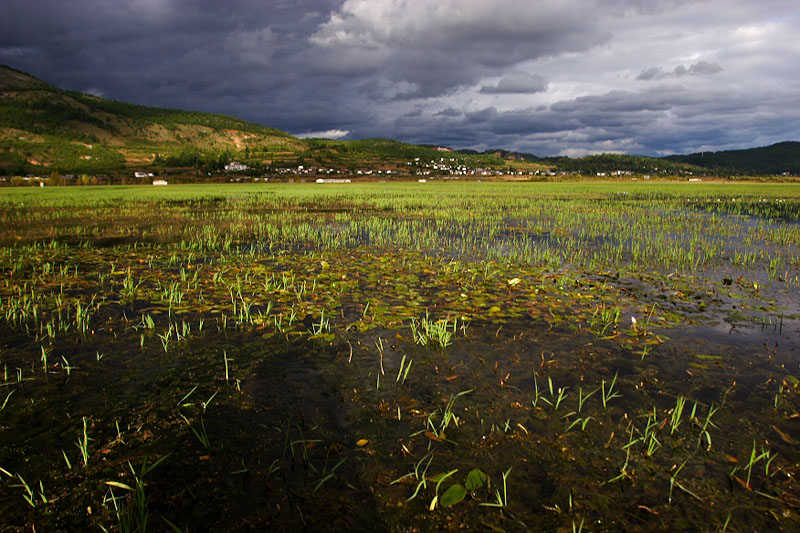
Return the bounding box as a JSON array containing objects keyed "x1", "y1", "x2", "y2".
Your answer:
[
  {"x1": 674, "y1": 319, "x2": 798, "y2": 351},
  {"x1": 664, "y1": 317, "x2": 800, "y2": 389},
  {"x1": 657, "y1": 321, "x2": 798, "y2": 405}
]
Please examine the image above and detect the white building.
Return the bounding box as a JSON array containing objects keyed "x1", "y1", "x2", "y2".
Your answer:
[{"x1": 224, "y1": 162, "x2": 249, "y2": 172}]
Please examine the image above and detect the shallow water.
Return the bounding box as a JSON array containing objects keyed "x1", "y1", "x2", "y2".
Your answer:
[{"x1": 1, "y1": 184, "x2": 799, "y2": 531}]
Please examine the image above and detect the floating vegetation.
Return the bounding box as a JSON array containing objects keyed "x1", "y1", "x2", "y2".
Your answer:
[{"x1": 0, "y1": 182, "x2": 799, "y2": 530}]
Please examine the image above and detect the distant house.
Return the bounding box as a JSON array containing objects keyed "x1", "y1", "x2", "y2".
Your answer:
[
  {"x1": 152, "y1": 179, "x2": 168, "y2": 186},
  {"x1": 224, "y1": 162, "x2": 249, "y2": 172}
]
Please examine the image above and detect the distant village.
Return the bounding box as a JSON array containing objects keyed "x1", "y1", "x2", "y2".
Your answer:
[
  {"x1": 0, "y1": 156, "x2": 572, "y2": 186},
  {"x1": 6, "y1": 152, "x2": 792, "y2": 186},
  {"x1": 216, "y1": 155, "x2": 596, "y2": 184}
]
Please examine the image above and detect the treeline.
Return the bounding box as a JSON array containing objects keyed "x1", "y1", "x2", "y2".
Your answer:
[
  {"x1": 545, "y1": 154, "x2": 686, "y2": 174},
  {"x1": 456, "y1": 149, "x2": 690, "y2": 174},
  {"x1": 1, "y1": 172, "x2": 107, "y2": 186}
]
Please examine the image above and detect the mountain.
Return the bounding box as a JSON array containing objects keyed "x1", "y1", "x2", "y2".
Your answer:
[
  {"x1": 457, "y1": 146, "x2": 800, "y2": 176},
  {"x1": 664, "y1": 142, "x2": 800, "y2": 175},
  {"x1": 0, "y1": 64, "x2": 797, "y2": 177}
]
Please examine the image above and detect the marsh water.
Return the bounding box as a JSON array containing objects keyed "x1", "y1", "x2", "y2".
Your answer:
[{"x1": 1, "y1": 182, "x2": 799, "y2": 531}]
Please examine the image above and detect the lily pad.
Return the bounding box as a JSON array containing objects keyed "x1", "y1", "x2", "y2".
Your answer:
[
  {"x1": 440, "y1": 483, "x2": 466, "y2": 507},
  {"x1": 465, "y1": 468, "x2": 487, "y2": 491}
]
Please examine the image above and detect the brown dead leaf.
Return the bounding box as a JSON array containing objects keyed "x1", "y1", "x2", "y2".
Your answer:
[{"x1": 772, "y1": 425, "x2": 794, "y2": 444}]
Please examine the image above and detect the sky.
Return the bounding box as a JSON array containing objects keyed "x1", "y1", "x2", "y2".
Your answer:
[{"x1": 1, "y1": 0, "x2": 799, "y2": 156}]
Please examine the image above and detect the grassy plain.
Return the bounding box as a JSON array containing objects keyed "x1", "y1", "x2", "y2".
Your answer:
[{"x1": 1, "y1": 181, "x2": 799, "y2": 530}]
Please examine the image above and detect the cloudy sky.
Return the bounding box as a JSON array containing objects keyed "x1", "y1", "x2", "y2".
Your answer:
[{"x1": 1, "y1": 0, "x2": 799, "y2": 156}]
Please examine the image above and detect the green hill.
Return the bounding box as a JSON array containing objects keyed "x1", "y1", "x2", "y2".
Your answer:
[
  {"x1": 0, "y1": 64, "x2": 304, "y2": 175},
  {"x1": 664, "y1": 142, "x2": 800, "y2": 175}
]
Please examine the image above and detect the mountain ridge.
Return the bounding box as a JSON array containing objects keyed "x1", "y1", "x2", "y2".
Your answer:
[{"x1": 664, "y1": 141, "x2": 800, "y2": 175}]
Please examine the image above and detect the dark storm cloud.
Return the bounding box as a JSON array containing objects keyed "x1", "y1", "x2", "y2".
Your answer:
[
  {"x1": 361, "y1": 82, "x2": 800, "y2": 156},
  {"x1": 435, "y1": 108, "x2": 463, "y2": 117},
  {"x1": 1, "y1": 0, "x2": 799, "y2": 154},
  {"x1": 479, "y1": 74, "x2": 548, "y2": 95},
  {"x1": 309, "y1": 0, "x2": 611, "y2": 99},
  {"x1": 1, "y1": 0, "x2": 614, "y2": 123},
  {"x1": 637, "y1": 61, "x2": 723, "y2": 81},
  {"x1": 0, "y1": 0, "x2": 344, "y2": 130}
]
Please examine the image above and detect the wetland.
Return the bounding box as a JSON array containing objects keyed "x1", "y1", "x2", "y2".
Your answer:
[{"x1": 1, "y1": 181, "x2": 799, "y2": 531}]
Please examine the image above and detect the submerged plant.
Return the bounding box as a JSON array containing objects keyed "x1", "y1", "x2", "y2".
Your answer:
[
  {"x1": 75, "y1": 416, "x2": 90, "y2": 466},
  {"x1": 180, "y1": 414, "x2": 211, "y2": 449},
  {"x1": 410, "y1": 313, "x2": 458, "y2": 348},
  {"x1": 104, "y1": 455, "x2": 169, "y2": 533},
  {"x1": 480, "y1": 466, "x2": 512, "y2": 509},
  {"x1": 396, "y1": 354, "x2": 413, "y2": 385},
  {"x1": 601, "y1": 371, "x2": 622, "y2": 409}
]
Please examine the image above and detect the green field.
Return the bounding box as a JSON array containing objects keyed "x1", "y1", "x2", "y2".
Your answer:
[{"x1": 1, "y1": 182, "x2": 799, "y2": 530}]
